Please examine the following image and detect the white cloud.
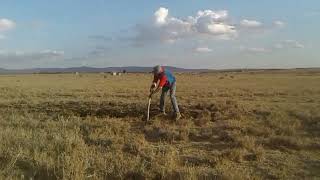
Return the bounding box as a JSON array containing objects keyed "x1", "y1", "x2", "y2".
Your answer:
[
  {"x1": 194, "y1": 47, "x2": 212, "y2": 53},
  {"x1": 0, "y1": 50, "x2": 65, "y2": 68},
  {"x1": 275, "y1": 40, "x2": 304, "y2": 49},
  {"x1": 197, "y1": 22, "x2": 235, "y2": 35},
  {"x1": 241, "y1": 39, "x2": 304, "y2": 54},
  {"x1": 41, "y1": 50, "x2": 65, "y2": 56},
  {"x1": 131, "y1": 7, "x2": 287, "y2": 46},
  {"x1": 194, "y1": 10, "x2": 235, "y2": 35},
  {"x1": 241, "y1": 46, "x2": 269, "y2": 53},
  {"x1": 305, "y1": 11, "x2": 320, "y2": 17},
  {"x1": 284, "y1": 40, "x2": 304, "y2": 48},
  {"x1": 274, "y1": 43, "x2": 284, "y2": 49},
  {"x1": 294, "y1": 43, "x2": 304, "y2": 49},
  {"x1": 133, "y1": 7, "x2": 237, "y2": 45},
  {"x1": 0, "y1": 50, "x2": 65, "y2": 69},
  {"x1": 0, "y1": 18, "x2": 16, "y2": 40},
  {"x1": 154, "y1": 7, "x2": 169, "y2": 25},
  {"x1": 274, "y1": 21, "x2": 285, "y2": 28},
  {"x1": 0, "y1": 18, "x2": 15, "y2": 31},
  {"x1": 240, "y1": 19, "x2": 263, "y2": 28},
  {"x1": 249, "y1": 47, "x2": 268, "y2": 53},
  {"x1": 88, "y1": 35, "x2": 113, "y2": 41},
  {"x1": 197, "y1": 10, "x2": 228, "y2": 21}
]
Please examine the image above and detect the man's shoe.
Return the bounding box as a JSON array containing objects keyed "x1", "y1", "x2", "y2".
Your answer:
[
  {"x1": 161, "y1": 111, "x2": 167, "y2": 115},
  {"x1": 175, "y1": 112, "x2": 182, "y2": 121}
]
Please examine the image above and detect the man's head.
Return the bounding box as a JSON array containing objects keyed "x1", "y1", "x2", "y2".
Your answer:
[{"x1": 153, "y1": 65, "x2": 163, "y2": 75}]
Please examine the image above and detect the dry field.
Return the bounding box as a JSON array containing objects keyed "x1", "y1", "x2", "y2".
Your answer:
[{"x1": 0, "y1": 71, "x2": 319, "y2": 179}]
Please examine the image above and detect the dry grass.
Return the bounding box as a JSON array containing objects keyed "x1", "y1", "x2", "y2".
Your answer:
[{"x1": 0, "y1": 71, "x2": 319, "y2": 179}]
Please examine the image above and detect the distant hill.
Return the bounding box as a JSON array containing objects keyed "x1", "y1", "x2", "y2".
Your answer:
[
  {"x1": 0, "y1": 66, "x2": 319, "y2": 74},
  {"x1": 0, "y1": 66, "x2": 211, "y2": 74}
]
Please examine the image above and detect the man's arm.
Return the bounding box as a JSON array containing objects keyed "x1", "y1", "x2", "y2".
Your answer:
[
  {"x1": 149, "y1": 75, "x2": 167, "y2": 97},
  {"x1": 150, "y1": 75, "x2": 158, "y2": 93},
  {"x1": 149, "y1": 86, "x2": 162, "y2": 97}
]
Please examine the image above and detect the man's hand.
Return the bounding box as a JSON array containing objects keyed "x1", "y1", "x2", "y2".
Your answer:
[
  {"x1": 149, "y1": 83, "x2": 162, "y2": 98},
  {"x1": 150, "y1": 83, "x2": 157, "y2": 92},
  {"x1": 148, "y1": 92, "x2": 153, "y2": 98},
  {"x1": 151, "y1": 83, "x2": 156, "y2": 88}
]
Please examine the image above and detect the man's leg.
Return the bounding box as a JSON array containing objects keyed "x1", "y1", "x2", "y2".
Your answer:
[
  {"x1": 170, "y1": 82, "x2": 180, "y2": 115},
  {"x1": 160, "y1": 89, "x2": 167, "y2": 114}
]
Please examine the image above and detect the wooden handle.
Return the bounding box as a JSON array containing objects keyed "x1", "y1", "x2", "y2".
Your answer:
[{"x1": 146, "y1": 98, "x2": 151, "y2": 122}]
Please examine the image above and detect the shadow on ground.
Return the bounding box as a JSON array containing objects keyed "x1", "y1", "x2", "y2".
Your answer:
[{"x1": 0, "y1": 100, "x2": 250, "y2": 121}]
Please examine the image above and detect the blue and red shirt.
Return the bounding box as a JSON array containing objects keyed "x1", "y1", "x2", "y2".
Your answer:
[{"x1": 153, "y1": 70, "x2": 176, "y2": 88}]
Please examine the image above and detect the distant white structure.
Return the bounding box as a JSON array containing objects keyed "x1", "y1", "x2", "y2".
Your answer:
[
  {"x1": 75, "y1": 72, "x2": 79, "y2": 76},
  {"x1": 110, "y1": 72, "x2": 123, "y2": 76}
]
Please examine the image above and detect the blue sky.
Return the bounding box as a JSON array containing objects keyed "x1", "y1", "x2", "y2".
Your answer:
[{"x1": 0, "y1": 0, "x2": 319, "y2": 69}]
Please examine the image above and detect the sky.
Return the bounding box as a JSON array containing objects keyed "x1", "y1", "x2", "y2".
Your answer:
[{"x1": 0, "y1": 0, "x2": 319, "y2": 69}]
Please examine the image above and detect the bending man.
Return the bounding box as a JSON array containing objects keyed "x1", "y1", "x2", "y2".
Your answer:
[{"x1": 149, "y1": 65, "x2": 181, "y2": 120}]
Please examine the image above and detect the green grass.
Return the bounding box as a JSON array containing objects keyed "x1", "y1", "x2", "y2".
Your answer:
[{"x1": 0, "y1": 71, "x2": 319, "y2": 179}]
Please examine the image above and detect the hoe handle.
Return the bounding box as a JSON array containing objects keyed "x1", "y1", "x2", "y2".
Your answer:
[{"x1": 146, "y1": 98, "x2": 151, "y2": 122}]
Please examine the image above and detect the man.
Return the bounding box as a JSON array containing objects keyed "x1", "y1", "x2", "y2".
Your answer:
[{"x1": 149, "y1": 65, "x2": 181, "y2": 120}]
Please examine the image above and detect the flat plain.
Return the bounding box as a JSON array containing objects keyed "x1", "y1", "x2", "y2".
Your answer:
[{"x1": 0, "y1": 70, "x2": 319, "y2": 179}]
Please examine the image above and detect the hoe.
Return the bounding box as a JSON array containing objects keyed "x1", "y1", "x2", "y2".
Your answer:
[{"x1": 146, "y1": 97, "x2": 152, "y2": 122}]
